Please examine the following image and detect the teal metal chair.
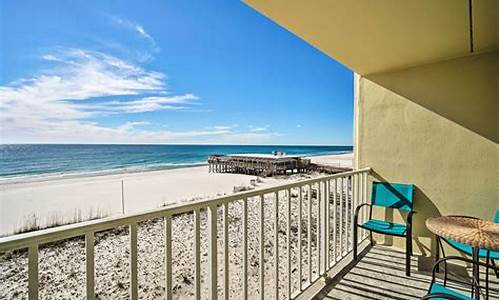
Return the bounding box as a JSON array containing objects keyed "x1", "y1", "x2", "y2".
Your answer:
[
  {"x1": 435, "y1": 210, "x2": 499, "y2": 299},
  {"x1": 353, "y1": 182, "x2": 415, "y2": 276},
  {"x1": 422, "y1": 256, "x2": 486, "y2": 300}
]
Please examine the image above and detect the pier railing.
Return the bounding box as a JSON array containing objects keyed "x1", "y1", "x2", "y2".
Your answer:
[{"x1": 0, "y1": 168, "x2": 371, "y2": 300}]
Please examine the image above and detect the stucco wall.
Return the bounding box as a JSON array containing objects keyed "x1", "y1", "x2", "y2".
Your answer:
[{"x1": 354, "y1": 51, "x2": 499, "y2": 256}]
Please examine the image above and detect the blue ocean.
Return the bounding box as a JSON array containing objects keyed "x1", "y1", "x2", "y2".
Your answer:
[{"x1": 0, "y1": 144, "x2": 352, "y2": 181}]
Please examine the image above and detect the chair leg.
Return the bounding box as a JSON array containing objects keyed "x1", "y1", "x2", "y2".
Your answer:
[
  {"x1": 353, "y1": 225, "x2": 358, "y2": 260},
  {"x1": 370, "y1": 232, "x2": 375, "y2": 246},
  {"x1": 408, "y1": 234, "x2": 413, "y2": 256},
  {"x1": 486, "y1": 266, "x2": 489, "y2": 300},
  {"x1": 491, "y1": 258, "x2": 499, "y2": 279},
  {"x1": 435, "y1": 236, "x2": 441, "y2": 273},
  {"x1": 406, "y1": 234, "x2": 411, "y2": 276}
]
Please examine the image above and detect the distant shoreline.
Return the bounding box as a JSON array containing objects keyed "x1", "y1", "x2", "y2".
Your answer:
[{"x1": 0, "y1": 150, "x2": 352, "y2": 185}]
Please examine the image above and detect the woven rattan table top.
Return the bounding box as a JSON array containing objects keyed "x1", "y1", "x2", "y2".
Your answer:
[{"x1": 426, "y1": 216, "x2": 498, "y2": 251}]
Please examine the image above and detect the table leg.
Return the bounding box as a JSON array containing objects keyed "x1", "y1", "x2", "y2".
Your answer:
[
  {"x1": 486, "y1": 251, "x2": 490, "y2": 300},
  {"x1": 435, "y1": 235, "x2": 440, "y2": 273},
  {"x1": 472, "y1": 247, "x2": 480, "y2": 300}
]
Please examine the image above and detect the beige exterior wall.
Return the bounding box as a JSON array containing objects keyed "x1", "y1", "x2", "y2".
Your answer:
[{"x1": 355, "y1": 51, "x2": 499, "y2": 256}]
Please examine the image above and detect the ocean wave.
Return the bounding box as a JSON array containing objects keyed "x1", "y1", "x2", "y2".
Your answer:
[{"x1": 0, "y1": 161, "x2": 208, "y2": 185}]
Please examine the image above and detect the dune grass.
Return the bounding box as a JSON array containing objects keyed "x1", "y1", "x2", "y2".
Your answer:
[{"x1": 12, "y1": 207, "x2": 109, "y2": 235}]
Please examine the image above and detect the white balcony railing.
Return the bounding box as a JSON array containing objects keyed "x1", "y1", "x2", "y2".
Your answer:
[{"x1": 0, "y1": 168, "x2": 371, "y2": 300}]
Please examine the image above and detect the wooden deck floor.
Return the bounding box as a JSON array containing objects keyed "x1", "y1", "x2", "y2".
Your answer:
[{"x1": 317, "y1": 245, "x2": 499, "y2": 300}]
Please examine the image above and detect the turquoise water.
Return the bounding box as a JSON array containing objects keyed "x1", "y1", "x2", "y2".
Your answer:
[{"x1": 0, "y1": 144, "x2": 352, "y2": 181}]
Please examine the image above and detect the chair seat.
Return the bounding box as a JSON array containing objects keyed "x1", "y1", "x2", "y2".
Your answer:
[
  {"x1": 429, "y1": 283, "x2": 473, "y2": 300},
  {"x1": 359, "y1": 219, "x2": 407, "y2": 236},
  {"x1": 447, "y1": 239, "x2": 499, "y2": 260}
]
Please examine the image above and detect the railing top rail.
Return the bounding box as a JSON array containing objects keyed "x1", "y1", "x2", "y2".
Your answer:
[{"x1": 0, "y1": 168, "x2": 370, "y2": 252}]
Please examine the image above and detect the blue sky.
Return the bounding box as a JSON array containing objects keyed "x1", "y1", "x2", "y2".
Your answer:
[{"x1": 0, "y1": 0, "x2": 353, "y2": 145}]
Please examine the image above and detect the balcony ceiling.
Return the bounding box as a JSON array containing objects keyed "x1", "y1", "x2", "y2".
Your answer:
[{"x1": 244, "y1": 0, "x2": 499, "y2": 75}]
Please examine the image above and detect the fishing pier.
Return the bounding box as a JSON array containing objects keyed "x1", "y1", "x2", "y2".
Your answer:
[{"x1": 208, "y1": 153, "x2": 311, "y2": 176}]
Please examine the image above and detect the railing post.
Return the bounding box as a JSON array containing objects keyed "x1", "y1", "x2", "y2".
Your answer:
[
  {"x1": 344, "y1": 177, "x2": 349, "y2": 255},
  {"x1": 208, "y1": 204, "x2": 218, "y2": 300},
  {"x1": 130, "y1": 222, "x2": 138, "y2": 300},
  {"x1": 85, "y1": 232, "x2": 95, "y2": 300},
  {"x1": 243, "y1": 198, "x2": 248, "y2": 300},
  {"x1": 286, "y1": 189, "x2": 291, "y2": 298},
  {"x1": 298, "y1": 186, "x2": 303, "y2": 291},
  {"x1": 223, "y1": 203, "x2": 229, "y2": 300},
  {"x1": 319, "y1": 182, "x2": 325, "y2": 275},
  {"x1": 353, "y1": 174, "x2": 358, "y2": 244},
  {"x1": 339, "y1": 177, "x2": 344, "y2": 257},
  {"x1": 259, "y1": 195, "x2": 265, "y2": 300},
  {"x1": 349, "y1": 176, "x2": 354, "y2": 252},
  {"x1": 274, "y1": 191, "x2": 279, "y2": 300},
  {"x1": 28, "y1": 244, "x2": 39, "y2": 300},
  {"x1": 332, "y1": 178, "x2": 338, "y2": 265},
  {"x1": 194, "y1": 209, "x2": 201, "y2": 300},
  {"x1": 316, "y1": 182, "x2": 321, "y2": 276},
  {"x1": 164, "y1": 215, "x2": 172, "y2": 300},
  {"x1": 324, "y1": 180, "x2": 330, "y2": 271},
  {"x1": 307, "y1": 184, "x2": 312, "y2": 283}
]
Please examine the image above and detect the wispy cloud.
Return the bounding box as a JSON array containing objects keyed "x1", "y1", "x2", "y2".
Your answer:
[
  {"x1": 212, "y1": 125, "x2": 237, "y2": 131},
  {"x1": 247, "y1": 125, "x2": 270, "y2": 132},
  {"x1": 0, "y1": 48, "x2": 167, "y2": 120},
  {"x1": 0, "y1": 48, "x2": 282, "y2": 144},
  {"x1": 84, "y1": 94, "x2": 199, "y2": 114},
  {"x1": 249, "y1": 127, "x2": 268, "y2": 132},
  {"x1": 109, "y1": 16, "x2": 159, "y2": 52}
]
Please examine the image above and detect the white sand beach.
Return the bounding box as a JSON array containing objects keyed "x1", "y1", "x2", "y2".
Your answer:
[
  {"x1": 0, "y1": 166, "x2": 280, "y2": 237},
  {"x1": 0, "y1": 153, "x2": 352, "y2": 237},
  {"x1": 0, "y1": 153, "x2": 353, "y2": 299},
  {"x1": 309, "y1": 152, "x2": 353, "y2": 168}
]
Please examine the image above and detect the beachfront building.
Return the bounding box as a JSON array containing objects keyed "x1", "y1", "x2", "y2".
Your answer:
[{"x1": 0, "y1": 1, "x2": 498, "y2": 299}]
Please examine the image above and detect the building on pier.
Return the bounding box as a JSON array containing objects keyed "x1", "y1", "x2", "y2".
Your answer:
[{"x1": 207, "y1": 153, "x2": 311, "y2": 176}]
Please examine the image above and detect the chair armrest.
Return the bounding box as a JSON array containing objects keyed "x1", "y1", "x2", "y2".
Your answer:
[
  {"x1": 432, "y1": 256, "x2": 489, "y2": 276},
  {"x1": 354, "y1": 203, "x2": 371, "y2": 224},
  {"x1": 432, "y1": 256, "x2": 475, "y2": 273},
  {"x1": 427, "y1": 256, "x2": 486, "y2": 298},
  {"x1": 406, "y1": 210, "x2": 416, "y2": 229}
]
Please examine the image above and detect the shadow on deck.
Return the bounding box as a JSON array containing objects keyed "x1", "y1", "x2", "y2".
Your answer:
[{"x1": 316, "y1": 245, "x2": 499, "y2": 300}]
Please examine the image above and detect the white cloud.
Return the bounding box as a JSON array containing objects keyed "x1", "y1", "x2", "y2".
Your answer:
[
  {"x1": 213, "y1": 126, "x2": 231, "y2": 130},
  {"x1": 0, "y1": 49, "x2": 167, "y2": 122},
  {"x1": 0, "y1": 48, "x2": 282, "y2": 144},
  {"x1": 249, "y1": 127, "x2": 267, "y2": 132},
  {"x1": 42, "y1": 54, "x2": 58, "y2": 61},
  {"x1": 210, "y1": 125, "x2": 238, "y2": 131},
  {"x1": 84, "y1": 94, "x2": 199, "y2": 114},
  {"x1": 248, "y1": 125, "x2": 269, "y2": 132},
  {"x1": 0, "y1": 119, "x2": 280, "y2": 144},
  {"x1": 135, "y1": 25, "x2": 152, "y2": 41},
  {"x1": 204, "y1": 131, "x2": 284, "y2": 145},
  {"x1": 110, "y1": 16, "x2": 158, "y2": 52}
]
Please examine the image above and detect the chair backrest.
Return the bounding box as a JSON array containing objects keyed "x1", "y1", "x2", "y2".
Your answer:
[
  {"x1": 494, "y1": 209, "x2": 499, "y2": 224},
  {"x1": 371, "y1": 182, "x2": 414, "y2": 212}
]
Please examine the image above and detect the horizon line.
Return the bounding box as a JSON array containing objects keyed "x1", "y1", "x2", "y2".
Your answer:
[{"x1": 0, "y1": 142, "x2": 353, "y2": 147}]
